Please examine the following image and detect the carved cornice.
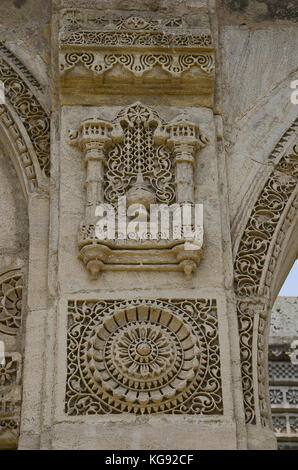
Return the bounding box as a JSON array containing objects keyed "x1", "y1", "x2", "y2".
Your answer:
[{"x1": 59, "y1": 10, "x2": 214, "y2": 102}]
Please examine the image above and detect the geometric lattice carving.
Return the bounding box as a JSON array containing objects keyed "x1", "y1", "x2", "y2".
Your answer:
[
  {"x1": 66, "y1": 298, "x2": 222, "y2": 416},
  {"x1": 104, "y1": 103, "x2": 175, "y2": 206},
  {"x1": 0, "y1": 270, "x2": 23, "y2": 336},
  {"x1": 269, "y1": 362, "x2": 298, "y2": 382}
]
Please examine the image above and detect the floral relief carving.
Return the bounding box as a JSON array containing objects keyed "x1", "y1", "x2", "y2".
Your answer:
[
  {"x1": 65, "y1": 299, "x2": 222, "y2": 416},
  {"x1": 0, "y1": 270, "x2": 23, "y2": 336}
]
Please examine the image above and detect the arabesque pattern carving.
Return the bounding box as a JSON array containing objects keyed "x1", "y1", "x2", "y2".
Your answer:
[
  {"x1": 60, "y1": 52, "x2": 214, "y2": 77},
  {"x1": 234, "y1": 142, "x2": 298, "y2": 426},
  {"x1": 234, "y1": 145, "x2": 298, "y2": 297},
  {"x1": 0, "y1": 270, "x2": 23, "y2": 336},
  {"x1": 0, "y1": 47, "x2": 50, "y2": 176},
  {"x1": 60, "y1": 32, "x2": 212, "y2": 48},
  {"x1": 66, "y1": 299, "x2": 222, "y2": 416}
]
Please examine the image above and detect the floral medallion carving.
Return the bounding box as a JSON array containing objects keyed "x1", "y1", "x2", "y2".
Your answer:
[
  {"x1": 0, "y1": 270, "x2": 23, "y2": 336},
  {"x1": 66, "y1": 299, "x2": 222, "y2": 416}
]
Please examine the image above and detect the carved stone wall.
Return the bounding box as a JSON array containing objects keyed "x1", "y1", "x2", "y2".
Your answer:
[{"x1": 0, "y1": 0, "x2": 297, "y2": 450}]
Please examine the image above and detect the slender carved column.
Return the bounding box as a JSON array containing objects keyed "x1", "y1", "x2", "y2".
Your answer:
[
  {"x1": 166, "y1": 114, "x2": 202, "y2": 204},
  {"x1": 70, "y1": 118, "x2": 113, "y2": 221}
]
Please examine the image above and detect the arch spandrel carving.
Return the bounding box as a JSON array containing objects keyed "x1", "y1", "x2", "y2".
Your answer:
[
  {"x1": 233, "y1": 126, "x2": 298, "y2": 429},
  {"x1": 0, "y1": 42, "x2": 50, "y2": 184}
]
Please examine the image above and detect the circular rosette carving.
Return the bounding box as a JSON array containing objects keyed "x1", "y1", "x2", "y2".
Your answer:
[{"x1": 81, "y1": 305, "x2": 206, "y2": 414}]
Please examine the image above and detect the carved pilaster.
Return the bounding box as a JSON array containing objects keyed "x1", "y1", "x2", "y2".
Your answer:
[{"x1": 69, "y1": 118, "x2": 113, "y2": 220}]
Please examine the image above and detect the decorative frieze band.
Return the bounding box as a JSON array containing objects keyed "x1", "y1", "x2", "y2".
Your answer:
[
  {"x1": 59, "y1": 10, "x2": 214, "y2": 99},
  {"x1": 60, "y1": 51, "x2": 215, "y2": 77}
]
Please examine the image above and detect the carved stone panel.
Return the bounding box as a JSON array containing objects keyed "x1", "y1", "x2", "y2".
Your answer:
[
  {"x1": 65, "y1": 298, "x2": 222, "y2": 416},
  {"x1": 69, "y1": 102, "x2": 205, "y2": 280}
]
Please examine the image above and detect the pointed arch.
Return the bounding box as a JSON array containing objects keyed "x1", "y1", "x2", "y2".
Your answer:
[{"x1": 233, "y1": 120, "x2": 298, "y2": 431}]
